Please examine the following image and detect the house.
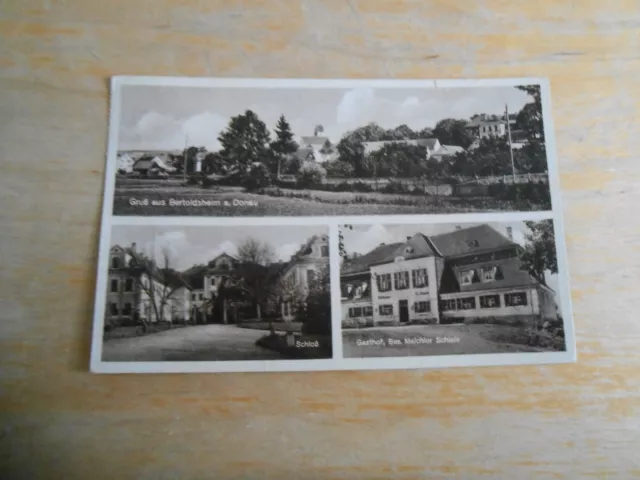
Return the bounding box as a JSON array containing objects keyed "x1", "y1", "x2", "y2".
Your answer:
[
  {"x1": 465, "y1": 114, "x2": 517, "y2": 140},
  {"x1": 296, "y1": 127, "x2": 337, "y2": 163},
  {"x1": 132, "y1": 155, "x2": 177, "y2": 176},
  {"x1": 277, "y1": 235, "x2": 330, "y2": 321},
  {"x1": 341, "y1": 225, "x2": 557, "y2": 328},
  {"x1": 430, "y1": 144, "x2": 466, "y2": 161},
  {"x1": 362, "y1": 138, "x2": 442, "y2": 159},
  {"x1": 106, "y1": 243, "x2": 191, "y2": 326}
]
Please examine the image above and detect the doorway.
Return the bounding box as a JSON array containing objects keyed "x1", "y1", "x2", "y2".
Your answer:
[{"x1": 399, "y1": 300, "x2": 409, "y2": 324}]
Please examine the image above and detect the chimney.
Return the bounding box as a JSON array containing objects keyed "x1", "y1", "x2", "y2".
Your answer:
[
  {"x1": 455, "y1": 225, "x2": 462, "y2": 230},
  {"x1": 506, "y1": 227, "x2": 513, "y2": 241},
  {"x1": 131, "y1": 242, "x2": 137, "y2": 253},
  {"x1": 406, "y1": 236, "x2": 411, "y2": 241}
]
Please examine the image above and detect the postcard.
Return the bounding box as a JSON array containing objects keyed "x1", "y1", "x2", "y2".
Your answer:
[{"x1": 90, "y1": 76, "x2": 575, "y2": 373}]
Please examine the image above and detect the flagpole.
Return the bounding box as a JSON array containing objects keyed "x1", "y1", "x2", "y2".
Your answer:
[{"x1": 506, "y1": 104, "x2": 516, "y2": 182}]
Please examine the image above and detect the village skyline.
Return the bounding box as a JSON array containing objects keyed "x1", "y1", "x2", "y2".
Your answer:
[{"x1": 118, "y1": 85, "x2": 531, "y2": 151}]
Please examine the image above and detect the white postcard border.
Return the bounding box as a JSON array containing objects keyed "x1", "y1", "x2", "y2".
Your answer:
[{"x1": 90, "y1": 76, "x2": 576, "y2": 374}]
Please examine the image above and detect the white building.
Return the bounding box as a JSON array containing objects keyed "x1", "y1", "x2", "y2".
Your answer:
[{"x1": 341, "y1": 225, "x2": 557, "y2": 328}]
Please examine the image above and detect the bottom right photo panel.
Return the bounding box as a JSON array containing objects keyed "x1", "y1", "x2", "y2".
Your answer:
[{"x1": 340, "y1": 220, "x2": 567, "y2": 358}]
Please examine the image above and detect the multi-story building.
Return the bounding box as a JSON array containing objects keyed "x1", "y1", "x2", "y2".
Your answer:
[
  {"x1": 341, "y1": 225, "x2": 557, "y2": 327},
  {"x1": 465, "y1": 114, "x2": 517, "y2": 140},
  {"x1": 106, "y1": 243, "x2": 191, "y2": 326},
  {"x1": 278, "y1": 235, "x2": 330, "y2": 321}
]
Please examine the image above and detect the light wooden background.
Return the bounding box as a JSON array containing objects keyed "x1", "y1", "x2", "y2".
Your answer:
[{"x1": 1, "y1": 1, "x2": 639, "y2": 478}]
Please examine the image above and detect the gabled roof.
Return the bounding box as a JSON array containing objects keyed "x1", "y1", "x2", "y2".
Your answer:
[
  {"x1": 432, "y1": 145, "x2": 465, "y2": 156},
  {"x1": 341, "y1": 233, "x2": 437, "y2": 275},
  {"x1": 362, "y1": 138, "x2": 439, "y2": 155},
  {"x1": 450, "y1": 257, "x2": 541, "y2": 293},
  {"x1": 300, "y1": 136, "x2": 330, "y2": 146},
  {"x1": 428, "y1": 225, "x2": 515, "y2": 258}
]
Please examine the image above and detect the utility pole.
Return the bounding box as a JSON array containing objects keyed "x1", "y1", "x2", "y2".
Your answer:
[
  {"x1": 506, "y1": 104, "x2": 516, "y2": 183},
  {"x1": 183, "y1": 133, "x2": 189, "y2": 182}
]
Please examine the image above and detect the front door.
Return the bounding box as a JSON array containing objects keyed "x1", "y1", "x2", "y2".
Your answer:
[{"x1": 399, "y1": 300, "x2": 409, "y2": 324}]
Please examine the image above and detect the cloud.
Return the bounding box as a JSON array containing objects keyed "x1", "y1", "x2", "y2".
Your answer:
[
  {"x1": 276, "y1": 243, "x2": 300, "y2": 262},
  {"x1": 122, "y1": 111, "x2": 228, "y2": 151},
  {"x1": 144, "y1": 230, "x2": 190, "y2": 265},
  {"x1": 345, "y1": 224, "x2": 396, "y2": 255},
  {"x1": 204, "y1": 240, "x2": 237, "y2": 263}
]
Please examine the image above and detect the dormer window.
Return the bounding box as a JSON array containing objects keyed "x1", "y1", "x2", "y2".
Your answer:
[
  {"x1": 465, "y1": 240, "x2": 480, "y2": 249},
  {"x1": 404, "y1": 246, "x2": 414, "y2": 254},
  {"x1": 111, "y1": 256, "x2": 120, "y2": 269}
]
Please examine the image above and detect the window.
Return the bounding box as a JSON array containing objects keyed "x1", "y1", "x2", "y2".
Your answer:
[
  {"x1": 349, "y1": 307, "x2": 363, "y2": 318},
  {"x1": 460, "y1": 269, "x2": 475, "y2": 286},
  {"x1": 191, "y1": 293, "x2": 196, "y2": 301},
  {"x1": 482, "y1": 266, "x2": 497, "y2": 282},
  {"x1": 219, "y1": 263, "x2": 229, "y2": 271},
  {"x1": 505, "y1": 292, "x2": 528, "y2": 307},
  {"x1": 394, "y1": 271, "x2": 409, "y2": 290},
  {"x1": 379, "y1": 304, "x2": 393, "y2": 316},
  {"x1": 199, "y1": 293, "x2": 204, "y2": 301},
  {"x1": 321, "y1": 245, "x2": 329, "y2": 257},
  {"x1": 123, "y1": 303, "x2": 132, "y2": 315},
  {"x1": 124, "y1": 278, "x2": 134, "y2": 292},
  {"x1": 283, "y1": 302, "x2": 290, "y2": 316},
  {"x1": 441, "y1": 299, "x2": 457, "y2": 311},
  {"x1": 456, "y1": 297, "x2": 476, "y2": 310},
  {"x1": 412, "y1": 268, "x2": 428, "y2": 288},
  {"x1": 414, "y1": 301, "x2": 430, "y2": 313},
  {"x1": 306, "y1": 269, "x2": 316, "y2": 284},
  {"x1": 480, "y1": 294, "x2": 500, "y2": 309},
  {"x1": 377, "y1": 273, "x2": 392, "y2": 292},
  {"x1": 111, "y1": 256, "x2": 120, "y2": 269},
  {"x1": 363, "y1": 306, "x2": 373, "y2": 317},
  {"x1": 109, "y1": 303, "x2": 119, "y2": 315},
  {"x1": 110, "y1": 279, "x2": 119, "y2": 293}
]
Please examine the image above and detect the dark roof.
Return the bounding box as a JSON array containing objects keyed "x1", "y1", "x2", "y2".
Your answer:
[
  {"x1": 341, "y1": 242, "x2": 403, "y2": 275},
  {"x1": 300, "y1": 136, "x2": 329, "y2": 146},
  {"x1": 132, "y1": 158, "x2": 153, "y2": 170},
  {"x1": 428, "y1": 225, "x2": 515, "y2": 258},
  {"x1": 181, "y1": 265, "x2": 207, "y2": 289},
  {"x1": 452, "y1": 257, "x2": 540, "y2": 293}
]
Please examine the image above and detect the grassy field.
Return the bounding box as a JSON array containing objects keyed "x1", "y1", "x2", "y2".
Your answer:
[
  {"x1": 113, "y1": 183, "x2": 544, "y2": 216},
  {"x1": 342, "y1": 324, "x2": 557, "y2": 358}
]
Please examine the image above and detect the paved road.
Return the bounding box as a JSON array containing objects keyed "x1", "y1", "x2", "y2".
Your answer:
[
  {"x1": 343, "y1": 324, "x2": 544, "y2": 358},
  {"x1": 102, "y1": 324, "x2": 286, "y2": 362}
]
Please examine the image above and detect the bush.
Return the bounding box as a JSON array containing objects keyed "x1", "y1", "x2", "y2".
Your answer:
[
  {"x1": 297, "y1": 162, "x2": 327, "y2": 188},
  {"x1": 381, "y1": 181, "x2": 411, "y2": 194},
  {"x1": 243, "y1": 163, "x2": 272, "y2": 192}
]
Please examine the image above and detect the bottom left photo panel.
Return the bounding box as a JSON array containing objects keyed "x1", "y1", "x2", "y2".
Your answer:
[{"x1": 97, "y1": 224, "x2": 333, "y2": 363}]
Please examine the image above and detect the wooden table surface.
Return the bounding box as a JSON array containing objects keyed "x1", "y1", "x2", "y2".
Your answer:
[{"x1": 1, "y1": 1, "x2": 639, "y2": 478}]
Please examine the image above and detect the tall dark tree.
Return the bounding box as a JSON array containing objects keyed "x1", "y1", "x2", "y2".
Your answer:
[
  {"x1": 520, "y1": 220, "x2": 557, "y2": 285},
  {"x1": 270, "y1": 114, "x2": 299, "y2": 177},
  {"x1": 433, "y1": 118, "x2": 474, "y2": 148},
  {"x1": 218, "y1": 110, "x2": 271, "y2": 173},
  {"x1": 516, "y1": 85, "x2": 544, "y2": 144},
  {"x1": 234, "y1": 237, "x2": 277, "y2": 321},
  {"x1": 319, "y1": 138, "x2": 334, "y2": 155}
]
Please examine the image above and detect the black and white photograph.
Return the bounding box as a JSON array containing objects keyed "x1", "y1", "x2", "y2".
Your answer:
[
  {"x1": 111, "y1": 78, "x2": 552, "y2": 217},
  {"x1": 340, "y1": 219, "x2": 567, "y2": 358},
  {"x1": 99, "y1": 224, "x2": 332, "y2": 362}
]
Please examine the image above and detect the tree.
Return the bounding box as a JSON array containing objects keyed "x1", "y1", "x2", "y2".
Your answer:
[
  {"x1": 235, "y1": 238, "x2": 277, "y2": 321},
  {"x1": 338, "y1": 224, "x2": 354, "y2": 259},
  {"x1": 520, "y1": 220, "x2": 557, "y2": 285},
  {"x1": 297, "y1": 161, "x2": 326, "y2": 187},
  {"x1": 134, "y1": 248, "x2": 185, "y2": 332},
  {"x1": 323, "y1": 159, "x2": 355, "y2": 177},
  {"x1": 369, "y1": 143, "x2": 428, "y2": 178},
  {"x1": 201, "y1": 151, "x2": 227, "y2": 174},
  {"x1": 296, "y1": 266, "x2": 332, "y2": 336},
  {"x1": 319, "y1": 139, "x2": 334, "y2": 155},
  {"x1": 433, "y1": 118, "x2": 474, "y2": 148},
  {"x1": 516, "y1": 85, "x2": 544, "y2": 144},
  {"x1": 243, "y1": 163, "x2": 272, "y2": 192},
  {"x1": 218, "y1": 110, "x2": 271, "y2": 173},
  {"x1": 270, "y1": 115, "x2": 299, "y2": 177}
]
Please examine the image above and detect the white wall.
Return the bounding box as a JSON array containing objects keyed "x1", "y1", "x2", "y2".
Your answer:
[{"x1": 370, "y1": 256, "x2": 439, "y2": 325}]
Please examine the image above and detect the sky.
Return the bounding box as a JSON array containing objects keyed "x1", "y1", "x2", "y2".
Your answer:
[
  {"x1": 117, "y1": 85, "x2": 531, "y2": 151},
  {"x1": 110, "y1": 225, "x2": 327, "y2": 271},
  {"x1": 341, "y1": 221, "x2": 560, "y2": 294}
]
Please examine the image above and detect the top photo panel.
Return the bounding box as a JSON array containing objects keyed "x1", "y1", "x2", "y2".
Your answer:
[{"x1": 109, "y1": 78, "x2": 555, "y2": 217}]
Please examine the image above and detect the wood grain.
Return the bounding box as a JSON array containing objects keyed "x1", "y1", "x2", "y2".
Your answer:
[{"x1": 1, "y1": 1, "x2": 639, "y2": 478}]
